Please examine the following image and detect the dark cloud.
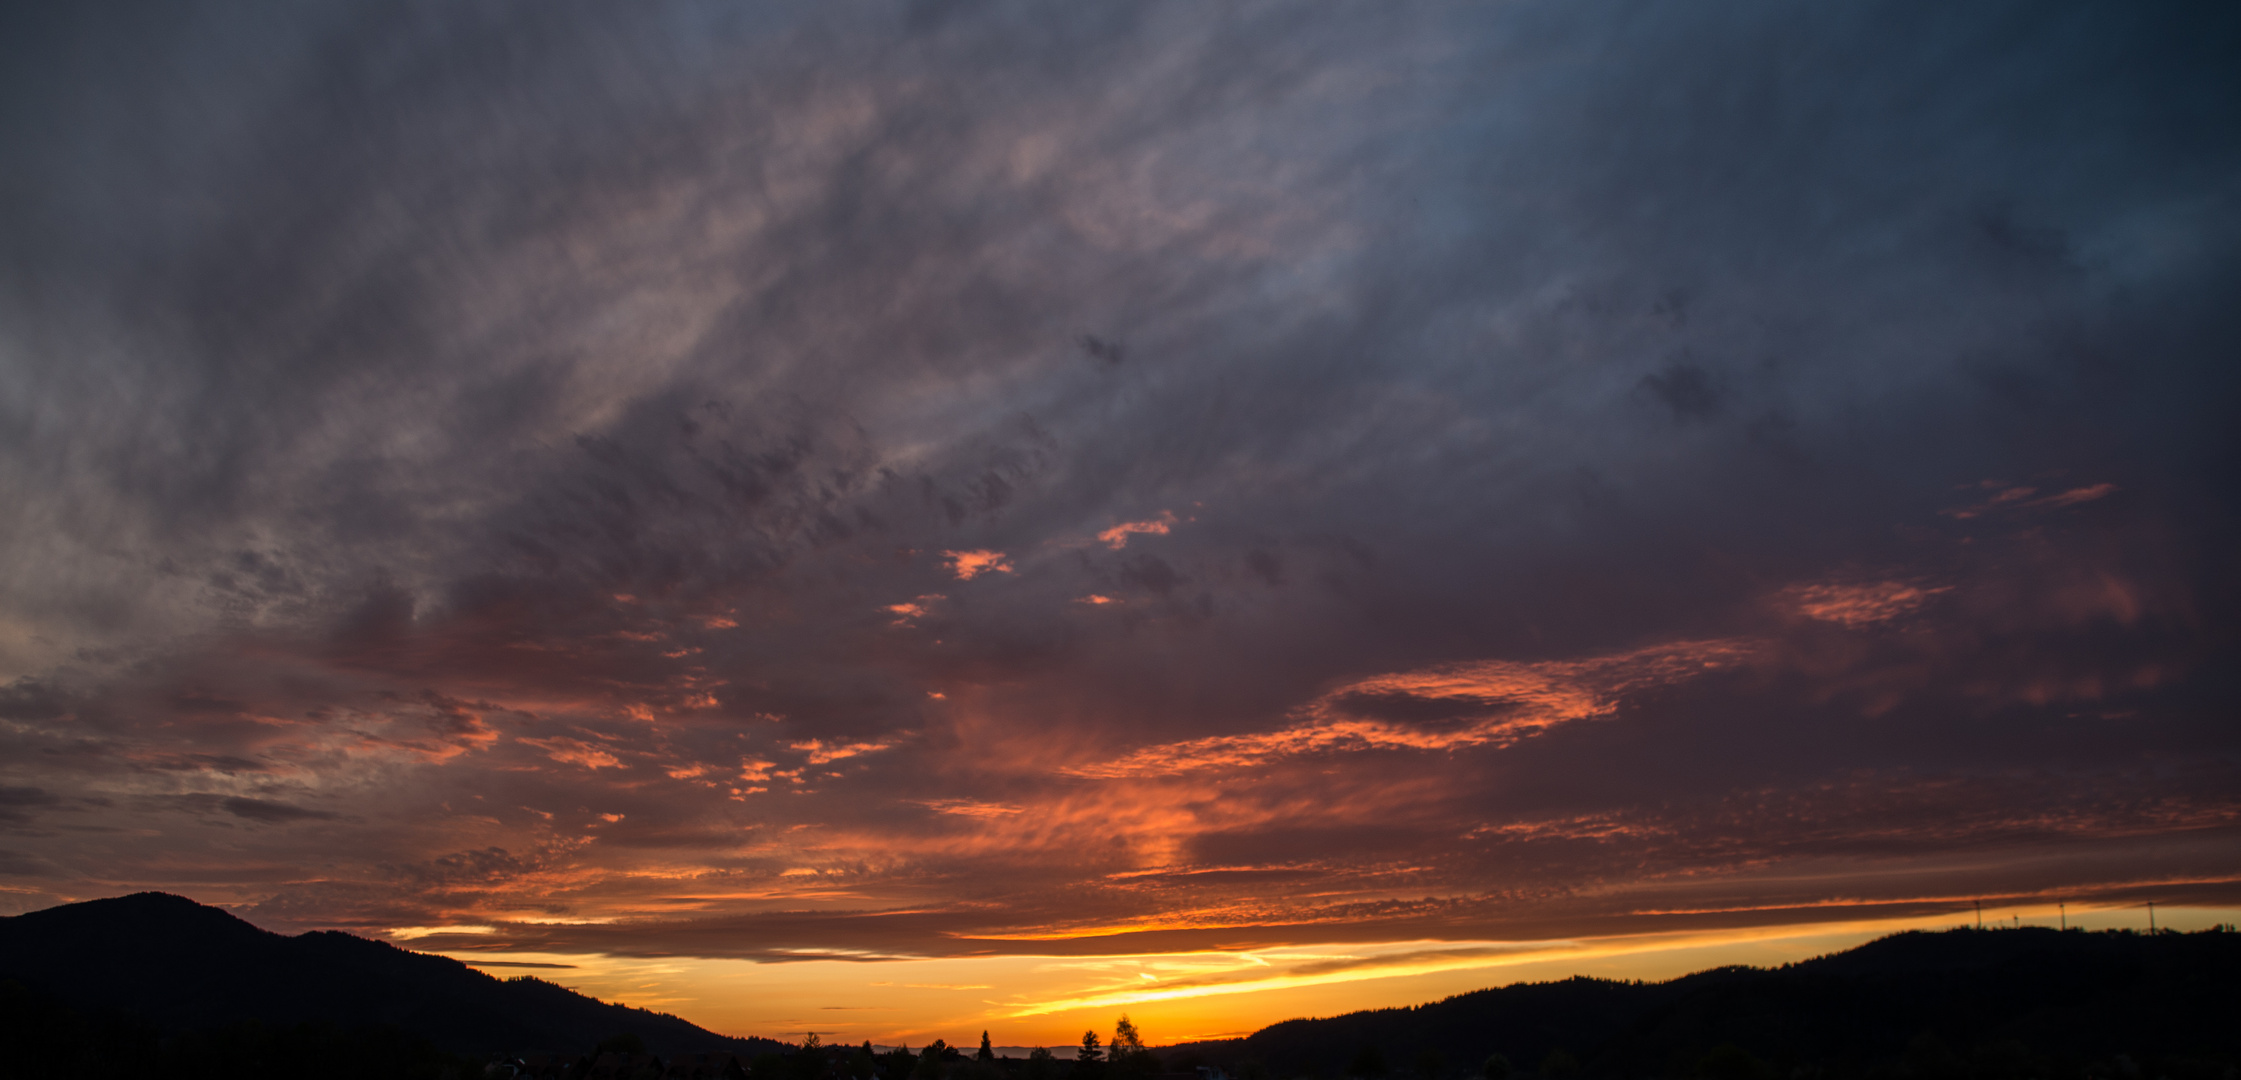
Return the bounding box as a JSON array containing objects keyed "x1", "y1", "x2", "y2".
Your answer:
[
  {"x1": 218, "y1": 797, "x2": 338, "y2": 824},
  {"x1": 1640, "y1": 361, "x2": 1723, "y2": 421},
  {"x1": 0, "y1": 679, "x2": 72, "y2": 721},
  {"x1": 0, "y1": 786, "x2": 64, "y2": 828},
  {"x1": 0, "y1": 0, "x2": 2234, "y2": 983},
  {"x1": 131, "y1": 794, "x2": 343, "y2": 825},
  {"x1": 0, "y1": 849, "x2": 56, "y2": 877},
  {"x1": 392, "y1": 847, "x2": 537, "y2": 887}
]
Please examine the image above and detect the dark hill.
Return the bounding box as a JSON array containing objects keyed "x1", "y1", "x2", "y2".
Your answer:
[
  {"x1": 0, "y1": 892, "x2": 784, "y2": 1058},
  {"x1": 1162, "y1": 927, "x2": 2241, "y2": 1079}
]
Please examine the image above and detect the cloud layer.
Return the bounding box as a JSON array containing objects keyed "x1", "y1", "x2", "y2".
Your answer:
[{"x1": 2, "y1": 0, "x2": 2237, "y2": 1011}]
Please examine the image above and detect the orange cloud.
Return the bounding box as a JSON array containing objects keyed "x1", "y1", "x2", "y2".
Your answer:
[
  {"x1": 1069, "y1": 639, "x2": 1756, "y2": 778},
  {"x1": 789, "y1": 738, "x2": 896, "y2": 765},
  {"x1": 887, "y1": 594, "x2": 947, "y2": 626},
  {"x1": 943, "y1": 550, "x2": 1014, "y2": 580},
  {"x1": 1781, "y1": 580, "x2": 1949, "y2": 627},
  {"x1": 517, "y1": 736, "x2": 623, "y2": 769},
  {"x1": 919, "y1": 799, "x2": 1026, "y2": 818},
  {"x1": 1098, "y1": 512, "x2": 1178, "y2": 550}
]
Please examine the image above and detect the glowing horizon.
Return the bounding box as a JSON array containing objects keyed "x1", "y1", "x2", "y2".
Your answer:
[{"x1": 427, "y1": 903, "x2": 2240, "y2": 1049}]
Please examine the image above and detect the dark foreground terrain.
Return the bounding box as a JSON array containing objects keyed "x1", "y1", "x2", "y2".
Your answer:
[
  {"x1": 1164, "y1": 925, "x2": 2241, "y2": 1080},
  {"x1": 0, "y1": 892, "x2": 780, "y2": 1077},
  {"x1": 1, "y1": 893, "x2": 2234, "y2": 1080}
]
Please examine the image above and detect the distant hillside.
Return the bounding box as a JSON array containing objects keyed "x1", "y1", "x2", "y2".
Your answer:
[
  {"x1": 1162, "y1": 927, "x2": 2241, "y2": 1079},
  {"x1": 0, "y1": 892, "x2": 785, "y2": 1058}
]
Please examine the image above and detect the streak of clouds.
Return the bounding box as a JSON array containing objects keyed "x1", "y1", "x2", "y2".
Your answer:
[{"x1": 2, "y1": 0, "x2": 2238, "y2": 1041}]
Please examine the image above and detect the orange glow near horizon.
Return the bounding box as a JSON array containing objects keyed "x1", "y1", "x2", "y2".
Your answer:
[{"x1": 435, "y1": 904, "x2": 2241, "y2": 1051}]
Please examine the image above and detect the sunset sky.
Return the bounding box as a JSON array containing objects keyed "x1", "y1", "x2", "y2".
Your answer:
[{"x1": 3, "y1": 0, "x2": 2238, "y2": 1052}]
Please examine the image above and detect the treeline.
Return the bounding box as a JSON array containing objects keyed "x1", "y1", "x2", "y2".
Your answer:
[
  {"x1": 1163, "y1": 927, "x2": 2241, "y2": 1080},
  {"x1": 763, "y1": 1017, "x2": 1171, "y2": 1080}
]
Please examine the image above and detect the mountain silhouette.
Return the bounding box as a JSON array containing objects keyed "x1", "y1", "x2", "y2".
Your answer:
[
  {"x1": 7, "y1": 894, "x2": 2235, "y2": 1078},
  {"x1": 1162, "y1": 926, "x2": 2241, "y2": 1078},
  {"x1": 0, "y1": 892, "x2": 781, "y2": 1058}
]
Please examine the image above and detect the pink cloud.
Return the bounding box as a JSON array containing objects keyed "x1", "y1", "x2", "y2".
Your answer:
[
  {"x1": 2037, "y1": 482, "x2": 2119, "y2": 508},
  {"x1": 1944, "y1": 481, "x2": 2117, "y2": 519}
]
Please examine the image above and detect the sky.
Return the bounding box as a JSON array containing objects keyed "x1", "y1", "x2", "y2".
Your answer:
[{"x1": 3, "y1": 0, "x2": 2239, "y2": 1052}]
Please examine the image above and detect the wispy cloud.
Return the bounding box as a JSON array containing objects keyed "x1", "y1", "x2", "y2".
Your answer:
[
  {"x1": 0, "y1": 0, "x2": 2234, "y2": 1045},
  {"x1": 1780, "y1": 581, "x2": 1950, "y2": 627},
  {"x1": 1069, "y1": 640, "x2": 1756, "y2": 778}
]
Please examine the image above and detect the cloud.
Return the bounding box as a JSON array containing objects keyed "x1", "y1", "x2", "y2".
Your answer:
[
  {"x1": 0, "y1": 680, "x2": 71, "y2": 721},
  {"x1": 0, "y1": 849, "x2": 55, "y2": 877},
  {"x1": 918, "y1": 800, "x2": 1024, "y2": 819},
  {"x1": 138, "y1": 794, "x2": 340, "y2": 824},
  {"x1": 219, "y1": 796, "x2": 340, "y2": 823},
  {"x1": 1780, "y1": 581, "x2": 1950, "y2": 627},
  {"x1": 0, "y1": 0, "x2": 2232, "y2": 1024},
  {"x1": 790, "y1": 739, "x2": 897, "y2": 766},
  {"x1": 887, "y1": 595, "x2": 947, "y2": 627},
  {"x1": 0, "y1": 785, "x2": 63, "y2": 826},
  {"x1": 1098, "y1": 512, "x2": 1178, "y2": 550},
  {"x1": 1069, "y1": 639, "x2": 1757, "y2": 778},
  {"x1": 1942, "y1": 482, "x2": 2121, "y2": 520},
  {"x1": 943, "y1": 551, "x2": 1015, "y2": 581},
  {"x1": 516, "y1": 736, "x2": 624, "y2": 771}
]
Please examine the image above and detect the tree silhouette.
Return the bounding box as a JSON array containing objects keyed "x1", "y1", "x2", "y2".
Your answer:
[
  {"x1": 792, "y1": 1035, "x2": 830, "y2": 1080},
  {"x1": 1111, "y1": 1015, "x2": 1160, "y2": 1077},
  {"x1": 1114, "y1": 1016, "x2": 1144, "y2": 1055},
  {"x1": 1026, "y1": 1047, "x2": 1058, "y2": 1080},
  {"x1": 1075, "y1": 1029, "x2": 1107, "y2": 1076},
  {"x1": 916, "y1": 1039, "x2": 952, "y2": 1080},
  {"x1": 980, "y1": 1031, "x2": 996, "y2": 1062}
]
